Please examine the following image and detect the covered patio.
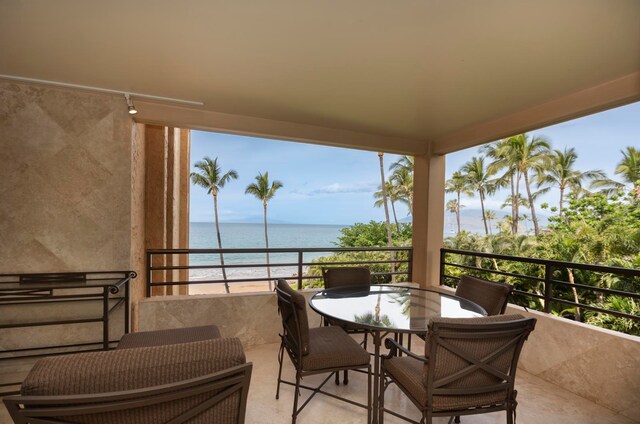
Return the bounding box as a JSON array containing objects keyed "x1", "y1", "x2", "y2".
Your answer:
[{"x1": 1, "y1": 0, "x2": 639, "y2": 423}]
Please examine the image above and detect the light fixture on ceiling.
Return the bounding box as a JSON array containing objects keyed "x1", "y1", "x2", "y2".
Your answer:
[{"x1": 125, "y1": 93, "x2": 137, "y2": 115}]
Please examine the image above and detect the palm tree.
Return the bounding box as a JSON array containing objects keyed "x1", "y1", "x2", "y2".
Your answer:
[
  {"x1": 614, "y1": 146, "x2": 640, "y2": 199},
  {"x1": 445, "y1": 171, "x2": 472, "y2": 235},
  {"x1": 509, "y1": 134, "x2": 552, "y2": 236},
  {"x1": 481, "y1": 139, "x2": 520, "y2": 234},
  {"x1": 462, "y1": 156, "x2": 497, "y2": 236},
  {"x1": 378, "y1": 152, "x2": 396, "y2": 282},
  {"x1": 245, "y1": 172, "x2": 283, "y2": 290},
  {"x1": 485, "y1": 210, "x2": 497, "y2": 235},
  {"x1": 190, "y1": 157, "x2": 238, "y2": 293},
  {"x1": 446, "y1": 199, "x2": 464, "y2": 235},
  {"x1": 389, "y1": 160, "x2": 414, "y2": 213},
  {"x1": 537, "y1": 148, "x2": 606, "y2": 216},
  {"x1": 374, "y1": 181, "x2": 401, "y2": 232}
]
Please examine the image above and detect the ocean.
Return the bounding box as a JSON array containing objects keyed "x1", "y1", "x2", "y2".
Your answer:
[{"x1": 188, "y1": 222, "x2": 346, "y2": 288}]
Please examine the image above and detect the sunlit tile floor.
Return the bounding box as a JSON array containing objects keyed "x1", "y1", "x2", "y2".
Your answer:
[
  {"x1": 1, "y1": 339, "x2": 636, "y2": 424},
  {"x1": 244, "y1": 341, "x2": 637, "y2": 424}
]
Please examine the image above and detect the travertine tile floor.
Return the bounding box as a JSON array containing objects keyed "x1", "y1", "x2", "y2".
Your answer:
[
  {"x1": 244, "y1": 341, "x2": 637, "y2": 424},
  {"x1": 1, "y1": 340, "x2": 636, "y2": 424}
]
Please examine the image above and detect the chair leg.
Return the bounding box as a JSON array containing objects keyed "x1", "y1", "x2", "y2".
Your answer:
[
  {"x1": 292, "y1": 373, "x2": 301, "y2": 424},
  {"x1": 367, "y1": 365, "x2": 372, "y2": 424},
  {"x1": 334, "y1": 371, "x2": 340, "y2": 385},
  {"x1": 343, "y1": 369, "x2": 349, "y2": 385},
  {"x1": 364, "y1": 332, "x2": 368, "y2": 350},
  {"x1": 454, "y1": 416, "x2": 461, "y2": 423},
  {"x1": 507, "y1": 408, "x2": 514, "y2": 424},
  {"x1": 276, "y1": 343, "x2": 284, "y2": 400}
]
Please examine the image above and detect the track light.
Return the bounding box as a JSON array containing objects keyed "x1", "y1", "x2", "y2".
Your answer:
[{"x1": 125, "y1": 94, "x2": 137, "y2": 115}]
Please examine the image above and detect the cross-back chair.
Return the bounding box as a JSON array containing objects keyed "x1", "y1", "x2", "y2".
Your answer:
[{"x1": 381, "y1": 314, "x2": 536, "y2": 424}]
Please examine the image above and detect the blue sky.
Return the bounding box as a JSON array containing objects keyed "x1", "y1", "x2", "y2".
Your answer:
[
  {"x1": 190, "y1": 102, "x2": 638, "y2": 225},
  {"x1": 189, "y1": 134, "x2": 408, "y2": 224}
]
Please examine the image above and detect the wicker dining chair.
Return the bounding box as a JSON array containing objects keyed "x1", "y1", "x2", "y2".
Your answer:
[
  {"x1": 322, "y1": 266, "x2": 372, "y2": 384},
  {"x1": 456, "y1": 274, "x2": 513, "y2": 316},
  {"x1": 380, "y1": 314, "x2": 536, "y2": 424},
  {"x1": 275, "y1": 279, "x2": 372, "y2": 424}
]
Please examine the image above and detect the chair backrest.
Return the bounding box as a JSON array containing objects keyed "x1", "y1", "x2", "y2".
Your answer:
[
  {"x1": 275, "y1": 279, "x2": 310, "y2": 363},
  {"x1": 4, "y1": 338, "x2": 252, "y2": 424},
  {"x1": 423, "y1": 314, "x2": 536, "y2": 412},
  {"x1": 322, "y1": 267, "x2": 371, "y2": 289},
  {"x1": 455, "y1": 274, "x2": 513, "y2": 315}
]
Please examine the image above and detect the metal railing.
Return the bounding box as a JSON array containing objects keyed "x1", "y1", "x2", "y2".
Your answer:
[
  {"x1": 440, "y1": 248, "x2": 640, "y2": 323},
  {"x1": 146, "y1": 247, "x2": 412, "y2": 296}
]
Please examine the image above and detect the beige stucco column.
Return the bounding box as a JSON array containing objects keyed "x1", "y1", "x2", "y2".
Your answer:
[
  {"x1": 144, "y1": 125, "x2": 190, "y2": 297},
  {"x1": 411, "y1": 150, "x2": 446, "y2": 288}
]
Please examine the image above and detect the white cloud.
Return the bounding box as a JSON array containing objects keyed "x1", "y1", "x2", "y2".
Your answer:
[{"x1": 306, "y1": 181, "x2": 378, "y2": 195}]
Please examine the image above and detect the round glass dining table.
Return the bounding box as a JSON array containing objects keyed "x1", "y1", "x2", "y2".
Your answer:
[{"x1": 309, "y1": 284, "x2": 487, "y2": 424}]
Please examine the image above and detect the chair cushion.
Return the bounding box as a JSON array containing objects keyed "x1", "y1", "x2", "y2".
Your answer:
[
  {"x1": 277, "y1": 279, "x2": 311, "y2": 355},
  {"x1": 385, "y1": 355, "x2": 508, "y2": 411},
  {"x1": 117, "y1": 325, "x2": 221, "y2": 349},
  {"x1": 302, "y1": 326, "x2": 371, "y2": 371}
]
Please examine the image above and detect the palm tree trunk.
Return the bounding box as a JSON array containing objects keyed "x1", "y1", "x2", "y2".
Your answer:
[
  {"x1": 523, "y1": 170, "x2": 540, "y2": 236},
  {"x1": 213, "y1": 194, "x2": 230, "y2": 293},
  {"x1": 378, "y1": 153, "x2": 396, "y2": 283},
  {"x1": 567, "y1": 268, "x2": 581, "y2": 321},
  {"x1": 558, "y1": 186, "x2": 565, "y2": 217},
  {"x1": 263, "y1": 202, "x2": 272, "y2": 291},
  {"x1": 514, "y1": 171, "x2": 521, "y2": 233},
  {"x1": 390, "y1": 199, "x2": 400, "y2": 233},
  {"x1": 510, "y1": 173, "x2": 517, "y2": 234},
  {"x1": 456, "y1": 191, "x2": 461, "y2": 235},
  {"x1": 479, "y1": 190, "x2": 489, "y2": 235}
]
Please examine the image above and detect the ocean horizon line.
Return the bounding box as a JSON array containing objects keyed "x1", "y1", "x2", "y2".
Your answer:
[{"x1": 191, "y1": 221, "x2": 350, "y2": 226}]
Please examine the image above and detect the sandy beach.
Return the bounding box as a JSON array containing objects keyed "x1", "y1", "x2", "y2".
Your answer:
[{"x1": 187, "y1": 265, "x2": 310, "y2": 294}]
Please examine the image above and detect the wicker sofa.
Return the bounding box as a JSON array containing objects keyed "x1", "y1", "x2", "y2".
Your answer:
[{"x1": 4, "y1": 325, "x2": 252, "y2": 424}]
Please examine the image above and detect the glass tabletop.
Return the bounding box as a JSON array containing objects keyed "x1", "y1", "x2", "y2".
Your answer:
[{"x1": 309, "y1": 284, "x2": 487, "y2": 333}]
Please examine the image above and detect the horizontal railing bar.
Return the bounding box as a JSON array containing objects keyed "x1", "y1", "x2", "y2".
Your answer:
[
  {"x1": 0, "y1": 317, "x2": 104, "y2": 329},
  {"x1": 442, "y1": 262, "x2": 546, "y2": 283},
  {"x1": 549, "y1": 279, "x2": 640, "y2": 299},
  {"x1": 511, "y1": 289, "x2": 545, "y2": 300},
  {"x1": 549, "y1": 297, "x2": 640, "y2": 321},
  {"x1": 442, "y1": 248, "x2": 640, "y2": 277},
  {"x1": 148, "y1": 247, "x2": 412, "y2": 254},
  {"x1": 150, "y1": 258, "x2": 411, "y2": 272}
]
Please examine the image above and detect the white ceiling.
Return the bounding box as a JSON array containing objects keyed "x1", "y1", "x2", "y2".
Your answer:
[{"x1": 1, "y1": 0, "x2": 639, "y2": 146}]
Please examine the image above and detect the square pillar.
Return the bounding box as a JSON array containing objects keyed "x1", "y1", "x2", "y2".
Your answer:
[{"x1": 411, "y1": 151, "x2": 446, "y2": 287}]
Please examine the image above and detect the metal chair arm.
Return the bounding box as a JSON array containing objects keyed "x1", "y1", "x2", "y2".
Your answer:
[{"x1": 383, "y1": 338, "x2": 429, "y2": 363}]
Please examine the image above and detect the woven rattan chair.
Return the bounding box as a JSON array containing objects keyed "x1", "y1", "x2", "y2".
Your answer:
[
  {"x1": 380, "y1": 314, "x2": 536, "y2": 424},
  {"x1": 322, "y1": 266, "x2": 372, "y2": 384},
  {"x1": 455, "y1": 274, "x2": 513, "y2": 316},
  {"x1": 275, "y1": 279, "x2": 372, "y2": 424}
]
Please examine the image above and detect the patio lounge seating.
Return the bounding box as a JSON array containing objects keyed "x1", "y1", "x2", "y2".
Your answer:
[
  {"x1": 381, "y1": 314, "x2": 536, "y2": 424},
  {"x1": 3, "y1": 325, "x2": 252, "y2": 424}
]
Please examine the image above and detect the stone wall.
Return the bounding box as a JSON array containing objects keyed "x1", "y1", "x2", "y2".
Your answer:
[{"x1": 0, "y1": 81, "x2": 133, "y2": 272}]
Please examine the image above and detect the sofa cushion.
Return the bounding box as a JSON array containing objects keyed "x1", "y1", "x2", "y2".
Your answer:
[{"x1": 117, "y1": 325, "x2": 221, "y2": 349}]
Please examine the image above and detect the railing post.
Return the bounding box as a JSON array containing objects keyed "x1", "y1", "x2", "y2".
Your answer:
[
  {"x1": 146, "y1": 251, "x2": 152, "y2": 297},
  {"x1": 407, "y1": 248, "x2": 413, "y2": 282},
  {"x1": 439, "y1": 248, "x2": 446, "y2": 286},
  {"x1": 297, "y1": 251, "x2": 303, "y2": 290},
  {"x1": 544, "y1": 263, "x2": 552, "y2": 313}
]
